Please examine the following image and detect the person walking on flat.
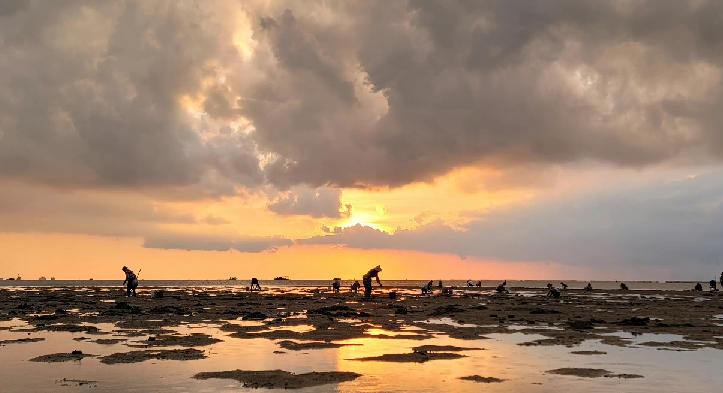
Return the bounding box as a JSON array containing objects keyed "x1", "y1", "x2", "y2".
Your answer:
[{"x1": 122, "y1": 266, "x2": 138, "y2": 297}]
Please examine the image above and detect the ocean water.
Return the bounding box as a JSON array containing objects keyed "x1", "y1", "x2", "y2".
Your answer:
[{"x1": 0, "y1": 279, "x2": 701, "y2": 291}]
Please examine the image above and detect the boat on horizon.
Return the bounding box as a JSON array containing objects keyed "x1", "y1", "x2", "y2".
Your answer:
[
  {"x1": 228, "y1": 277, "x2": 237, "y2": 281},
  {"x1": 39, "y1": 277, "x2": 47, "y2": 281},
  {"x1": 273, "y1": 276, "x2": 290, "y2": 281}
]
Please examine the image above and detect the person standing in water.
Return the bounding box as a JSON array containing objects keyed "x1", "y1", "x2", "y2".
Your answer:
[
  {"x1": 362, "y1": 265, "x2": 382, "y2": 298},
  {"x1": 122, "y1": 266, "x2": 138, "y2": 297}
]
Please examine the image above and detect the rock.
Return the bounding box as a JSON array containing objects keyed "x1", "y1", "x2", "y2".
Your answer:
[
  {"x1": 193, "y1": 370, "x2": 361, "y2": 389},
  {"x1": 459, "y1": 375, "x2": 505, "y2": 383}
]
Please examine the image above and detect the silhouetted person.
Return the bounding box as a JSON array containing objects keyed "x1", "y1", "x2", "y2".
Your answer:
[
  {"x1": 710, "y1": 280, "x2": 718, "y2": 291},
  {"x1": 467, "y1": 280, "x2": 475, "y2": 287},
  {"x1": 694, "y1": 283, "x2": 703, "y2": 291},
  {"x1": 332, "y1": 278, "x2": 341, "y2": 293},
  {"x1": 584, "y1": 283, "x2": 593, "y2": 291},
  {"x1": 620, "y1": 283, "x2": 629, "y2": 290},
  {"x1": 720, "y1": 272, "x2": 723, "y2": 288},
  {"x1": 475, "y1": 280, "x2": 482, "y2": 287},
  {"x1": 560, "y1": 282, "x2": 568, "y2": 290},
  {"x1": 250, "y1": 277, "x2": 261, "y2": 291},
  {"x1": 351, "y1": 280, "x2": 361, "y2": 293},
  {"x1": 438, "y1": 280, "x2": 443, "y2": 288},
  {"x1": 362, "y1": 265, "x2": 382, "y2": 298},
  {"x1": 496, "y1": 280, "x2": 508, "y2": 293},
  {"x1": 547, "y1": 285, "x2": 561, "y2": 298},
  {"x1": 122, "y1": 266, "x2": 138, "y2": 297},
  {"x1": 422, "y1": 280, "x2": 434, "y2": 294}
]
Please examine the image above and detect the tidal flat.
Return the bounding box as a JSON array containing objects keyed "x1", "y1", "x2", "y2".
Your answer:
[{"x1": 1, "y1": 285, "x2": 722, "y2": 392}]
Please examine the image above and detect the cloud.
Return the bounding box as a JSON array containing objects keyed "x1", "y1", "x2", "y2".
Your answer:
[
  {"x1": 268, "y1": 187, "x2": 350, "y2": 218},
  {"x1": 142, "y1": 233, "x2": 292, "y2": 253},
  {"x1": 1, "y1": 0, "x2": 722, "y2": 195},
  {"x1": 202, "y1": 214, "x2": 232, "y2": 225},
  {"x1": 0, "y1": 1, "x2": 261, "y2": 193},
  {"x1": 301, "y1": 171, "x2": 723, "y2": 272},
  {"x1": 243, "y1": 0, "x2": 723, "y2": 188}
]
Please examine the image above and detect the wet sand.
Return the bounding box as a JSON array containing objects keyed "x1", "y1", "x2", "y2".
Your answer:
[{"x1": 1, "y1": 285, "x2": 723, "y2": 391}]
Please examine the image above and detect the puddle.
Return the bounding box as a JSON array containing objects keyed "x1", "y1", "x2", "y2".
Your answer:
[{"x1": 415, "y1": 318, "x2": 481, "y2": 328}]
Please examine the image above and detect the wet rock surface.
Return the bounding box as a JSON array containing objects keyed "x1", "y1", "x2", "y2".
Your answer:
[
  {"x1": 99, "y1": 348, "x2": 206, "y2": 364},
  {"x1": 1, "y1": 286, "x2": 723, "y2": 352},
  {"x1": 547, "y1": 368, "x2": 644, "y2": 378},
  {"x1": 29, "y1": 352, "x2": 96, "y2": 362},
  {"x1": 349, "y1": 351, "x2": 466, "y2": 363},
  {"x1": 0, "y1": 337, "x2": 45, "y2": 345},
  {"x1": 459, "y1": 375, "x2": 505, "y2": 383},
  {"x1": 193, "y1": 369, "x2": 361, "y2": 389}
]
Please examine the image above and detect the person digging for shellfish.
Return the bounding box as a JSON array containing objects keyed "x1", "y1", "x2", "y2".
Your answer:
[
  {"x1": 496, "y1": 280, "x2": 508, "y2": 293},
  {"x1": 122, "y1": 266, "x2": 139, "y2": 297},
  {"x1": 351, "y1": 280, "x2": 361, "y2": 293},
  {"x1": 362, "y1": 265, "x2": 382, "y2": 298}
]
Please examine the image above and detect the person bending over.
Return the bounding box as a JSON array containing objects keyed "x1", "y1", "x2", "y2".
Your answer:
[
  {"x1": 496, "y1": 280, "x2": 508, "y2": 293},
  {"x1": 362, "y1": 266, "x2": 382, "y2": 298},
  {"x1": 421, "y1": 280, "x2": 434, "y2": 295},
  {"x1": 250, "y1": 277, "x2": 261, "y2": 291},
  {"x1": 122, "y1": 266, "x2": 138, "y2": 297}
]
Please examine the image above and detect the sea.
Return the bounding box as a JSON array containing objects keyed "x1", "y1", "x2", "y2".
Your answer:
[{"x1": 0, "y1": 279, "x2": 702, "y2": 291}]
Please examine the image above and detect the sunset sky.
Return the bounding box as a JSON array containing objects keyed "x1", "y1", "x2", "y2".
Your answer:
[{"x1": 2, "y1": 0, "x2": 723, "y2": 280}]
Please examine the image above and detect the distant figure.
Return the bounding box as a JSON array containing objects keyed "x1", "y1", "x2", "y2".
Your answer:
[
  {"x1": 467, "y1": 280, "x2": 475, "y2": 287},
  {"x1": 620, "y1": 283, "x2": 629, "y2": 291},
  {"x1": 560, "y1": 282, "x2": 568, "y2": 290},
  {"x1": 710, "y1": 280, "x2": 718, "y2": 292},
  {"x1": 351, "y1": 280, "x2": 361, "y2": 293},
  {"x1": 250, "y1": 278, "x2": 261, "y2": 291},
  {"x1": 584, "y1": 283, "x2": 593, "y2": 291},
  {"x1": 438, "y1": 280, "x2": 443, "y2": 288},
  {"x1": 694, "y1": 283, "x2": 703, "y2": 291},
  {"x1": 442, "y1": 287, "x2": 454, "y2": 295},
  {"x1": 496, "y1": 280, "x2": 508, "y2": 293},
  {"x1": 547, "y1": 285, "x2": 561, "y2": 298},
  {"x1": 362, "y1": 265, "x2": 382, "y2": 298},
  {"x1": 421, "y1": 280, "x2": 434, "y2": 294},
  {"x1": 720, "y1": 272, "x2": 723, "y2": 288},
  {"x1": 121, "y1": 266, "x2": 138, "y2": 297},
  {"x1": 332, "y1": 278, "x2": 341, "y2": 293},
  {"x1": 475, "y1": 280, "x2": 482, "y2": 287}
]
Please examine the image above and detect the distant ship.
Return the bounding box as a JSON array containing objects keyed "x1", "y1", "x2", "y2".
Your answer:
[
  {"x1": 89, "y1": 278, "x2": 93, "y2": 281},
  {"x1": 50, "y1": 277, "x2": 55, "y2": 281},
  {"x1": 39, "y1": 277, "x2": 47, "y2": 281},
  {"x1": 273, "y1": 276, "x2": 290, "y2": 281},
  {"x1": 7, "y1": 278, "x2": 15, "y2": 281},
  {"x1": 228, "y1": 277, "x2": 237, "y2": 281}
]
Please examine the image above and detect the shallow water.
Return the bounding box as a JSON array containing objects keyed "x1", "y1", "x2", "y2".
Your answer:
[{"x1": 1, "y1": 316, "x2": 722, "y2": 392}]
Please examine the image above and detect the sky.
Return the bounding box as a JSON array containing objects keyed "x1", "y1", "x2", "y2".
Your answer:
[{"x1": 1, "y1": 0, "x2": 723, "y2": 280}]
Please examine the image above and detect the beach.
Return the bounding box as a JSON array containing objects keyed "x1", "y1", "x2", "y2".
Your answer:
[{"x1": 1, "y1": 283, "x2": 722, "y2": 392}]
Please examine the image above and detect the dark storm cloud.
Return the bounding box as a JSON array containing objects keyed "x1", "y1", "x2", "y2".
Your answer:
[
  {"x1": 268, "y1": 187, "x2": 350, "y2": 218},
  {"x1": 248, "y1": 0, "x2": 723, "y2": 188},
  {"x1": 2, "y1": 0, "x2": 722, "y2": 191},
  {"x1": 0, "y1": 1, "x2": 261, "y2": 193},
  {"x1": 302, "y1": 171, "x2": 723, "y2": 271}
]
